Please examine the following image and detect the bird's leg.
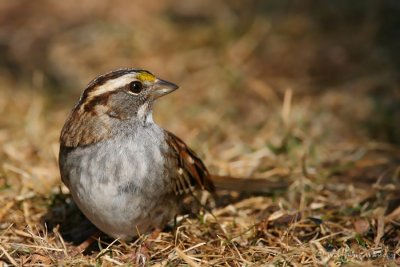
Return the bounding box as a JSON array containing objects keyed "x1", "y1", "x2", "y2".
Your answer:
[
  {"x1": 70, "y1": 231, "x2": 101, "y2": 256},
  {"x1": 133, "y1": 228, "x2": 162, "y2": 265},
  {"x1": 144, "y1": 227, "x2": 162, "y2": 249}
]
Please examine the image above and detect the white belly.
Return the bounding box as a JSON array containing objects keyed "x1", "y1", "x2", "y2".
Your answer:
[{"x1": 60, "y1": 128, "x2": 178, "y2": 240}]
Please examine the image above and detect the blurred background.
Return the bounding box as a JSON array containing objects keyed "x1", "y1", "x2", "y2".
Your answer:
[
  {"x1": 0, "y1": 0, "x2": 399, "y2": 194},
  {"x1": 1, "y1": 2, "x2": 400, "y2": 264}
]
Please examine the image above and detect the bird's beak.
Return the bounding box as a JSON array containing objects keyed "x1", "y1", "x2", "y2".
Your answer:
[{"x1": 150, "y1": 79, "x2": 179, "y2": 99}]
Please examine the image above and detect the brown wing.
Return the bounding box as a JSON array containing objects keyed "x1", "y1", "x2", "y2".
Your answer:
[{"x1": 165, "y1": 131, "x2": 215, "y2": 195}]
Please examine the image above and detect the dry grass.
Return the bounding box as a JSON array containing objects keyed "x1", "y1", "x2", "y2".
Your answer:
[{"x1": 1, "y1": 1, "x2": 400, "y2": 266}]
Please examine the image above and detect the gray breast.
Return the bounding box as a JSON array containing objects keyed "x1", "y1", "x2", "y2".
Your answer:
[
  {"x1": 60, "y1": 124, "x2": 172, "y2": 198},
  {"x1": 59, "y1": 123, "x2": 179, "y2": 239}
]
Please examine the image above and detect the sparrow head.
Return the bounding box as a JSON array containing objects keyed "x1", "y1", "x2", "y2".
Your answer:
[
  {"x1": 60, "y1": 68, "x2": 178, "y2": 147},
  {"x1": 80, "y1": 68, "x2": 178, "y2": 119}
]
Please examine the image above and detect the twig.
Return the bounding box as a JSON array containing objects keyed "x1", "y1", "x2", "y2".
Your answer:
[
  {"x1": 175, "y1": 247, "x2": 201, "y2": 267},
  {"x1": 0, "y1": 245, "x2": 18, "y2": 267}
]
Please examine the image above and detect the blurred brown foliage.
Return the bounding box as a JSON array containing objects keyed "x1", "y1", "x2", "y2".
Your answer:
[{"x1": 0, "y1": 0, "x2": 399, "y2": 145}]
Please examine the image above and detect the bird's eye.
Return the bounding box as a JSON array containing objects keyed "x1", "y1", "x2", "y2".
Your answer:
[{"x1": 128, "y1": 81, "x2": 143, "y2": 94}]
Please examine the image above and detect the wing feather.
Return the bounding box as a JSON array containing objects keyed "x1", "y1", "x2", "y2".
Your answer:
[{"x1": 165, "y1": 131, "x2": 215, "y2": 195}]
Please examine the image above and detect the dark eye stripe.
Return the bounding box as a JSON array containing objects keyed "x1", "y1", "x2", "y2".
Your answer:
[{"x1": 83, "y1": 91, "x2": 114, "y2": 112}]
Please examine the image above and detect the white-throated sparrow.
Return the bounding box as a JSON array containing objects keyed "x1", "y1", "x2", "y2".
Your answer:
[
  {"x1": 59, "y1": 68, "x2": 287, "y2": 241},
  {"x1": 59, "y1": 68, "x2": 215, "y2": 240}
]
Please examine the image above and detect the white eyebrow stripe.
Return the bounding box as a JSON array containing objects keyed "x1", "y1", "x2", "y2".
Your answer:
[{"x1": 87, "y1": 74, "x2": 138, "y2": 99}]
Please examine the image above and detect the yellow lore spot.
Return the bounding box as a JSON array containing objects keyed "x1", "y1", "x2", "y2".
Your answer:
[{"x1": 137, "y1": 72, "x2": 156, "y2": 82}]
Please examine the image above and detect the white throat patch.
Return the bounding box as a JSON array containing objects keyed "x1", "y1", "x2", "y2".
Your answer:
[{"x1": 137, "y1": 103, "x2": 153, "y2": 124}]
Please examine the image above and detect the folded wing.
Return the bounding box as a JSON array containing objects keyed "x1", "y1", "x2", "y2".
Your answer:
[{"x1": 165, "y1": 131, "x2": 215, "y2": 195}]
